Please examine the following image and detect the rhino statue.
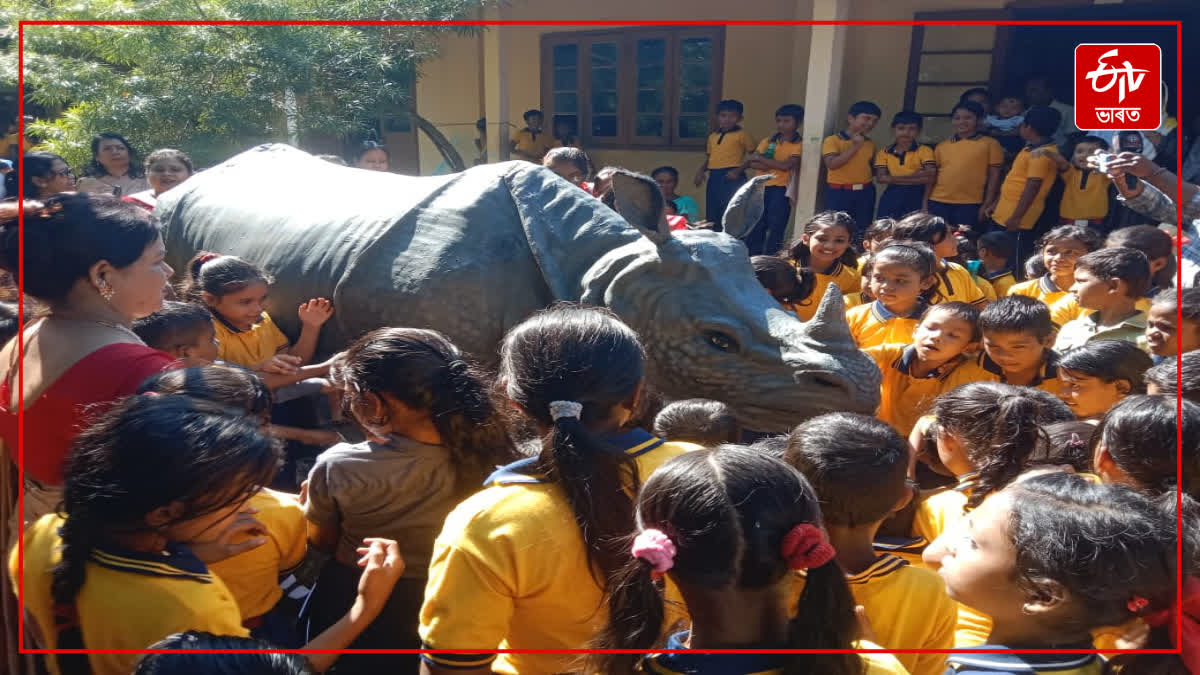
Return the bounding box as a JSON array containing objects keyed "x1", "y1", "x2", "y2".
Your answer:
[{"x1": 155, "y1": 144, "x2": 880, "y2": 432}]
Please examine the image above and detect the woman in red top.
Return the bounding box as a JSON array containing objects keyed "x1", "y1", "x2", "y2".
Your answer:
[{"x1": 0, "y1": 194, "x2": 177, "y2": 532}]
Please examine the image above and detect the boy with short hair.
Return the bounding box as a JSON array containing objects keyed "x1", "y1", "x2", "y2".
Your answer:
[
  {"x1": 651, "y1": 166, "x2": 700, "y2": 223},
  {"x1": 694, "y1": 99, "x2": 756, "y2": 228},
  {"x1": 873, "y1": 111, "x2": 936, "y2": 220},
  {"x1": 988, "y1": 105, "x2": 1062, "y2": 266},
  {"x1": 974, "y1": 231, "x2": 1017, "y2": 297},
  {"x1": 132, "y1": 301, "x2": 219, "y2": 366},
  {"x1": 509, "y1": 109, "x2": 555, "y2": 163},
  {"x1": 786, "y1": 412, "x2": 957, "y2": 675},
  {"x1": 744, "y1": 104, "x2": 804, "y2": 255},
  {"x1": 1032, "y1": 135, "x2": 1113, "y2": 227},
  {"x1": 1054, "y1": 248, "x2": 1151, "y2": 353},
  {"x1": 542, "y1": 147, "x2": 591, "y2": 189},
  {"x1": 652, "y1": 398, "x2": 740, "y2": 447},
  {"x1": 822, "y1": 101, "x2": 882, "y2": 239},
  {"x1": 942, "y1": 295, "x2": 1063, "y2": 394}
]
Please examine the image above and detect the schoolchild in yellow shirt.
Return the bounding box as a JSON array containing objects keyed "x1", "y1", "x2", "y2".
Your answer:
[
  {"x1": 1054, "y1": 248, "x2": 1151, "y2": 354},
  {"x1": 874, "y1": 111, "x2": 937, "y2": 220},
  {"x1": 1056, "y1": 340, "x2": 1153, "y2": 420},
  {"x1": 1035, "y1": 135, "x2": 1113, "y2": 226},
  {"x1": 942, "y1": 295, "x2": 1065, "y2": 396},
  {"x1": 10, "y1": 395, "x2": 402, "y2": 675},
  {"x1": 589, "y1": 447, "x2": 907, "y2": 675},
  {"x1": 744, "y1": 104, "x2": 805, "y2": 256},
  {"x1": 419, "y1": 307, "x2": 696, "y2": 675},
  {"x1": 864, "y1": 302, "x2": 981, "y2": 437},
  {"x1": 822, "y1": 100, "x2": 882, "y2": 241},
  {"x1": 1051, "y1": 225, "x2": 1176, "y2": 326},
  {"x1": 890, "y1": 212, "x2": 988, "y2": 307},
  {"x1": 1007, "y1": 225, "x2": 1102, "y2": 308},
  {"x1": 974, "y1": 232, "x2": 1017, "y2": 298},
  {"x1": 929, "y1": 100, "x2": 1004, "y2": 231},
  {"x1": 987, "y1": 105, "x2": 1063, "y2": 267},
  {"x1": 848, "y1": 241, "x2": 937, "y2": 348},
  {"x1": 786, "y1": 413, "x2": 957, "y2": 675},
  {"x1": 509, "y1": 109, "x2": 555, "y2": 163},
  {"x1": 781, "y1": 211, "x2": 860, "y2": 321},
  {"x1": 694, "y1": 99, "x2": 756, "y2": 226}
]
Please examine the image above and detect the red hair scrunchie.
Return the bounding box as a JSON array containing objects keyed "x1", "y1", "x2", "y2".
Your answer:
[
  {"x1": 781, "y1": 523, "x2": 836, "y2": 570},
  {"x1": 196, "y1": 252, "x2": 221, "y2": 266},
  {"x1": 1142, "y1": 576, "x2": 1200, "y2": 674}
]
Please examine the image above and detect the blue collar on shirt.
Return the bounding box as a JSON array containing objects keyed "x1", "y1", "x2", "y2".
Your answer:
[
  {"x1": 770, "y1": 132, "x2": 801, "y2": 144},
  {"x1": 1145, "y1": 284, "x2": 1161, "y2": 298},
  {"x1": 485, "y1": 427, "x2": 665, "y2": 485},
  {"x1": 85, "y1": 538, "x2": 213, "y2": 582},
  {"x1": 715, "y1": 126, "x2": 742, "y2": 143},
  {"x1": 952, "y1": 133, "x2": 983, "y2": 141},
  {"x1": 984, "y1": 267, "x2": 1014, "y2": 281},
  {"x1": 874, "y1": 534, "x2": 927, "y2": 555},
  {"x1": 838, "y1": 130, "x2": 852, "y2": 140},
  {"x1": 1039, "y1": 275, "x2": 1063, "y2": 293},
  {"x1": 642, "y1": 632, "x2": 789, "y2": 675},
  {"x1": 1025, "y1": 138, "x2": 1055, "y2": 151},
  {"x1": 946, "y1": 643, "x2": 1100, "y2": 672},
  {"x1": 980, "y1": 350, "x2": 1060, "y2": 385},
  {"x1": 886, "y1": 142, "x2": 918, "y2": 161},
  {"x1": 870, "y1": 299, "x2": 928, "y2": 322}
]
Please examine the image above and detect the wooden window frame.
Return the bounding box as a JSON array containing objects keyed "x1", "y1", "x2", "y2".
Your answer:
[
  {"x1": 541, "y1": 26, "x2": 725, "y2": 150},
  {"x1": 904, "y1": 10, "x2": 1013, "y2": 121}
]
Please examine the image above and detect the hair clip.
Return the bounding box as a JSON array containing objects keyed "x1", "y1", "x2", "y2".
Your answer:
[{"x1": 1127, "y1": 595, "x2": 1150, "y2": 614}]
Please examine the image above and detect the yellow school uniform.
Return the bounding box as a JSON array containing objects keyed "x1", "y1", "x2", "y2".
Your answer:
[
  {"x1": 12, "y1": 514, "x2": 247, "y2": 675},
  {"x1": 789, "y1": 555, "x2": 955, "y2": 675},
  {"x1": 866, "y1": 343, "x2": 969, "y2": 437},
  {"x1": 844, "y1": 291, "x2": 866, "y2": 309},
  {"x1": 208, "y1": 488, "x2": 307, "y2": 621},
  {"x1": 706, "y1": 127, "x2": 757, "y2": 169},
  {"x1": 873, "y1": 534, "x2": 928, "y2": 569},
  {"x1": 848, "y1": 301, "x2": 927, "y2": 349},
  {"x1": 992, "y1": 142, "x2": 1060, "y2": 230},
  {"x1": 1008, "y1": 275, "x2": 1070, "y2": 307},
  {"x1": 509, "y1": 127, "x2": 555, "y2": 160},
  {"x1": 940, "y1": 349, "x2": 1064, "y2": 396},
  {"x1": 790, "y1": 261, "x2": 861, "y2": 322},
  {"x1": 1059, "y1": 167, "x2": 1112, "y2": 221},
  {"x1": 822, "y1": 132, "x2": 877, "y2": 185},
  {"x1": 932, "y1": 134, "x2": 1005, "y2": 204},
  {"x1": 874, "y1": 143, "x2": 936, "y2": 178},
  {"x1": 755, "y1": 135, "x2": 803, "y2": 187},
  {"x1": 213, "y1": 311, "x2": 290, "y2": 368},
  {"x1": 643, "y1": 636, "x2": 909, "y2": 674},
  {"x1": 984, "y1": 269, "x2": 1017, "y2": 298},
  {"x1": 936, "y1": 261, "x2": 988, "y2": 306},
  {"x1": 419, "y1": 430, "x2": 697, "y2": 675}
]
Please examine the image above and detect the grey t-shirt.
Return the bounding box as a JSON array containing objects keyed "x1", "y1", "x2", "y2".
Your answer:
[{"x1": 304, "y1": 435, "x2": 459, "y2": 578}]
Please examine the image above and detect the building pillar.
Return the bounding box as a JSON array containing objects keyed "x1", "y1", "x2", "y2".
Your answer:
[
  {"x1": 482, "y1": 6, "x2": 509, "y2": 163},
  {"x1": 794, "y1": 0, "x2": 851, "y2": 226}
]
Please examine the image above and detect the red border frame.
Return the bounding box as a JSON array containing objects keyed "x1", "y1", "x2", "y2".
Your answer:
[{"x1": 13, "y1": 17, "x2": 1186, "y2": 662}]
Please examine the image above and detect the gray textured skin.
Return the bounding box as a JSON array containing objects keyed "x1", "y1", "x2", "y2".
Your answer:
[{"x1": 155, "y1": 144, "x2": 880, "y2": 432}]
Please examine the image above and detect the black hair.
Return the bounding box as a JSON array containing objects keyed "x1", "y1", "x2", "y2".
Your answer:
[
  {"x1": 135, "y1": 632, "x2": 314, "y2": 675},
  {"x1": 1059, "y1": 340, "x2": 1152, "y2": 393},
  {"x1": 0, "y1": 300, "x2": 28, "y2": 346},
  {"x1": 144, "y1": 147, "x2": 194, "y2": 175},
  {"x1": 934, "y1": 382, "x2": 1074, "y2": 509},
  {"x1": 891, "y1": 211, "x2": 951, "y2": 248},
  {"x1": 979, "y1": 295, "x2": 1055, "y2": 341},
  {"x1": 863, "y1": 218, "x2": 896, "y2": 244},
  {"x1": 523, "y1": 109, "x2": 543, "y2": 122},
  {"x1": 590, "y1": 447, "x2": 862, "y2": 675},
  {"x1": 977, "y1": 231, "x2": 1015, "y2": 265},
  {"x1": 1025, "y1": 421, "x2": 1095, "y2": 473},
  {"x1": 1092, "y1": 395, "x2": 1200, "y2": 500},
  {"x1": 475, "y1": 118, "x2": 487, "y2": 132},
  {"x1": 783, "y1": 211, "x2": 859, "y2": 269},
  {"x1": 83, "y1": 132, "x2": 144, "y2": 178},
  {"x1": 340, "y1": 327, "x2": 520, "y2": 493},
  {"x1": 959, "y1": 87, "x2": 990, "y2": 103},
  {"x1": 950, "y1": 100, "x2": 986, "y2": 121},
  {"x1": 499, "y1": 305, "x2": 647, "y2": 595},
  {"x1": 1151, "y1": 287, "x2": 1200, "y2": 323},
  {"x1": 543, "y1": 146, "x2": 590, "y2": 179},
  {"x1": 21, "y1": 151, "x2": 69, "y2": 199},
  {"x1": 775, "y1": 103, "x2": 805, "y2": 129},
  {"x1": 1106, "y1": 225, "x2": 1177, "y2": 291},
  {"x1": 650, "y1": 166, "x2": 679, "y2": 181},
  {"x1": 1144, "y1": 351, "x2": 1200, "y2": 403},
  {"x1": 132, "y1": 301, "x2": 213, "y2": 354},
  {"x1": 1071, "y1": 134, "x2": 1111, "y2": 152},
  {"x1": 53, "y1": 395, "x2": 281, "y2": 606},
  {"x1": 652, "y1": 399, "x2": 738, "y2": 447},
  {"x1": 0, "y1": 193, "x2": 159, "y2": 305},
  {"x1": 891, "y1": 110, "x2": 923, "y2": 129},
  {"x1": 923, "y1": 301, "x2": 982, "y2": 342},
  {"x1": 785, "y1": 412, "x2": 909, "y2": 527},
  {"x1": 867, "y1": 241, "x2": 940, "y2": 303},
  {"x1": 848, "y1": 101, "x2": 882, "y2": 118},
  {"x1": 353, "y1": 140, "x2": 389, "y2": 162},
  {"x1": 752, "y1": 255, "x2": 815, "y2": 306},
  {"x1": 1076, "y1": 248, "x2": 1152, "y2": 298},
  {"x1": 716, "y1": 99, "x2": 744, "y2": 116},
  {"x1": 138, "y1": 365, "x2": 273, "y2": 423},
  {"x1": 1038, "y1": 224, "x2": 1105, "y2": 257},
  {"x1": 1002, "y1": 474, "x2": 1176, "y2": 642},
  {"x1": 994, "y1": 90, "x2": 1024, "y2": 105},
  {"x1": 1022, "y1": 106, "x2": 1062, "y2": 139},
  {"x1": 181, "y1": 252, "x2": 273, "y2": 303},
  {"x1": 747, "y1": 433, "x2": 789, "y2": 460}
]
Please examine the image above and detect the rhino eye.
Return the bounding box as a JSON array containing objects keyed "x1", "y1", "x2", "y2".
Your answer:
[{"x1": 705, "y1": 330, "x2": 739, "y2": 353}]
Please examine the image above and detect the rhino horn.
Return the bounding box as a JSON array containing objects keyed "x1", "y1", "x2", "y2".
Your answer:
[
  {"x1": 611, "y1": 170, "x2": 671, "y2": 245},
  {"x1": 721, "y1": 174, "x2": 770, "y2": 240},
  {"x1": 803, "y1": 282, "x2": 856, "y2": 348}
]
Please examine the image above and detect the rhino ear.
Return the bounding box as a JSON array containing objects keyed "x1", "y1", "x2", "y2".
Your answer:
[
  {"x1": 721, "y1": 174, "x2": 770, "y2": 240},
  {"x1": 611, "y1": 170, "x2": 670, "y2": 245}
]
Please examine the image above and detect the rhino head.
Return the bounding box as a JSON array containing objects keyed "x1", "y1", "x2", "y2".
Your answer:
[{"x1": 580, "y1": 170, "x2": 881, "y2": 432}]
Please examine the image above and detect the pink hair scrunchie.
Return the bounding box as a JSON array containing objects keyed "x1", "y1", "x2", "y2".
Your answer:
[
  {"x1": 631, "y1": 528, "x2": 676, "y2": 579},
  {"x1": 781, "y1": 523, "x2": 836, "y2": 570}
]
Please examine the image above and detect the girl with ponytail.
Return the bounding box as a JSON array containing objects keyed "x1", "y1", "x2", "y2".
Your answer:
[
  {"x1": 418, "y1": 305, "x2": 697, "y2": 675},
  {"x1": 303, "y1": 327, "x2": 519, "y2": 674},
  {"x1": 590, "y1": 446, "x2": 907, "y2": 675}
]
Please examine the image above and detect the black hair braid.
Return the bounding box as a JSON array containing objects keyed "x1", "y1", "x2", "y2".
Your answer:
[
  {"x1": 592, "y1": 556, "x2": 665, "y2": 673},
  {"x1": 51, "y1": 510, "x2": 96, "y2": 606},
  {"x1": 968, "y1": 394, "x2": 1044, "y2": 509},
  {"x1": 431, "y1": 359, "x2": 519, "y2": 491},
  {"x1": 786, "y1": 560, "x2": 862, "y2": 675}
]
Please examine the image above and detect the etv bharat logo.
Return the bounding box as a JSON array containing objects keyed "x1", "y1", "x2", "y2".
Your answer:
[{"x1": 1075, "y1": 43, "x2": 1162, "y2": 131}]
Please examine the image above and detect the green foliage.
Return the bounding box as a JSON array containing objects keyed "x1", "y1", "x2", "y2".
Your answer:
[{"x1": 1, "y1": 0, "x2": 487, "y2": 169}]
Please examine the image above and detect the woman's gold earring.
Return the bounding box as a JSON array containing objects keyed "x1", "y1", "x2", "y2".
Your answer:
[{"x1": 98, "y1": 279, "x2": 115, "y2": 302}]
